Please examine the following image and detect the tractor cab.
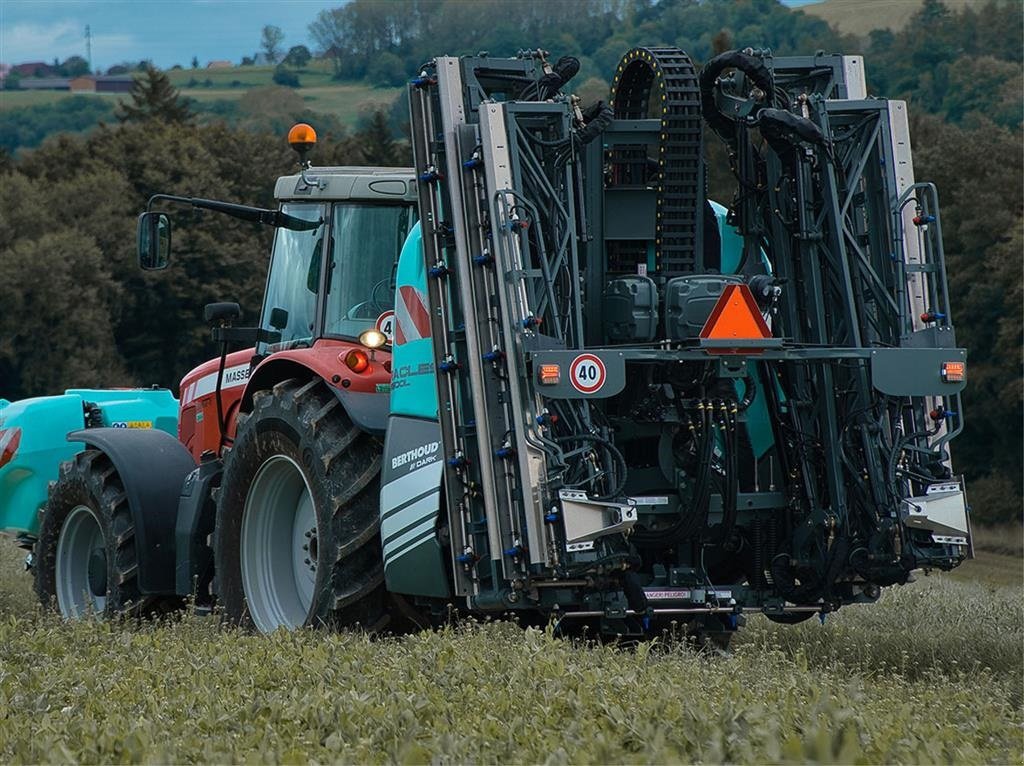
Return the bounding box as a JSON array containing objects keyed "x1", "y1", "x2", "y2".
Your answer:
[
  {"x1": 136, "y1": 125, "x2": 417, "y2": 460},
  {"x1": 262, "y1": 167, "x2": 417, "y2": 354}
]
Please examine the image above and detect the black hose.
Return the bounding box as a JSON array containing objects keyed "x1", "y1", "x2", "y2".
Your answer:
[
  {"x1": 632, "y1": 400, "x2": 716, "y2": 547},
  {"x1": 715, "y1": 404, "x2": 740, "y2": 545},
  {"x1": 737, "y1": 376, "x2": 757, "y2": 411},
  {"x1": 698, "y1": 49, "x2": 775, "y2": 142},
  {"x1": 555, "y1": 432, "x2": 628, "y2": 501},
  {"x1": 214, "y1": 341, "x2": 228, "y2": 452}
]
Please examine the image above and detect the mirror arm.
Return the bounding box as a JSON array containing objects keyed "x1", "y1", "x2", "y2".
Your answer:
[{"x1": 145, "y1": 195, "x2": 321, "y2": 231}]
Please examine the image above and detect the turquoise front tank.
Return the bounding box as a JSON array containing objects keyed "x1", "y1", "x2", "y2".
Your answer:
[{"x1": 0, "y1": 388, "x2": 178, "y2": 536}]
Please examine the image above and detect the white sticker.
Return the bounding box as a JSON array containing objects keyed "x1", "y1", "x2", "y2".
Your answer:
[
  {"x1": 376, "y1": 310, "x2": 395, "y2": 342},
  {"x1": 628, "y1": 496, "x2": 670, "y2": 506},
  {"x1": 569, "y1": 353, "x2": 606, "y2": 394},
  {"x1": 645, "y1": 590, "x2": 692, "y2": 601}
]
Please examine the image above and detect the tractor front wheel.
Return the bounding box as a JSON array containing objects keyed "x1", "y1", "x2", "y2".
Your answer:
[
  {"x1": 214, "y1": 378, "x2": 387, "y2": 633},
  {"x1": 35, "y1": 449, "x2": 170, "y2": 618}
]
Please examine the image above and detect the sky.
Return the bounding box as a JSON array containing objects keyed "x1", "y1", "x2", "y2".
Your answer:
[
  {"x1": 0, "y1": 0, "x2": 341, "y2": 70},
  {"x1": 0, "y1": 0, "x2": 823, "y2": 72}
]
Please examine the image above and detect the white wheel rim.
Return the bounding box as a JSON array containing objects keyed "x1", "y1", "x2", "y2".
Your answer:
[
  {"x1": 240, "y1": 454, "x2": 319, "y2": 632},
  {"x1": 55, "y1": 504, "x2": 107, "y2": 618}
]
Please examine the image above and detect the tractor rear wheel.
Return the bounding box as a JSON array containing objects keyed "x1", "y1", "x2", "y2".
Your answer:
[
  {"x1": 214, "y1": 378, "x2": 387, "y2": 633},
  {"x1": 35, "y1": 449, "x2": 172, "y2": 618}
]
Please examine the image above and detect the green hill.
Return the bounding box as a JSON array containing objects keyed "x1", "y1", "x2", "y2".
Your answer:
[
  {"x1": 803, "y1": 0, "x2": 994, "y2": 36},
  {"x1": 1, "y1": 62, "x2": 400, "y2": 135}
]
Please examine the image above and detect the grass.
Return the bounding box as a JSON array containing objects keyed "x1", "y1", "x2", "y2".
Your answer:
[
  {"x1": 0, "y1": 535, "x2": 1020, "y2": 764},
  {"x1": 951, "y1": 523, "x2": 1024, "y2": 587},
  {"x1": 165, "y1": 62, "x2": 340, "y2": 90},
  {"x1": 0, "y1": 89, "x2": 123, "y2": 111}
]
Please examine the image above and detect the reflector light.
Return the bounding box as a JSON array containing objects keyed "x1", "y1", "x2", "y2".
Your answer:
[
  {"x1": 0, "y1": 427, "x2": 21, "y2": 469},
  {"x1": 539, "y1": 364, "x2": 561, "y2": 385},
  {"x1": 344, "y1": 349, "x2": 370, "y2": 374},
  {"x1": 699, "y1": 284, "x2": 772, "y2": 342},
  {"x1": 941, "y1": 361, "x2": 965, "y2": 382}
]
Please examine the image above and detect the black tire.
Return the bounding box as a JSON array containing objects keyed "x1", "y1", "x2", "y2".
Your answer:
[
  {"x1": 214, "y1": 377, "x2": 388, "y2": 633},
  {"x1": 35, "y1": 449, "x2": 175, "y2": 618}
]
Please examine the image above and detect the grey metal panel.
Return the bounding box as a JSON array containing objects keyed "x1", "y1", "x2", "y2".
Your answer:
[
  {"x1": 870, "y1": 348, "x2": 967, "y2": 396},
  {"x1": 435, "y1": 58, "x2": 506, "y2": 573},
  {"x1": 906, "y1": 326, "x2": 957, "y2": 349},
  {"x1": 842, "y1": 56, "x2": 866, "y2": 99},
  {"x1": 604, "y1": 189, "x2": 657, "y2": 239},
  {"x1": 480, "y1": 102, "x2": 552, "y2": 566},
  {"x1": 901, "y1": 482, "x2": 969, "y2": 538}
]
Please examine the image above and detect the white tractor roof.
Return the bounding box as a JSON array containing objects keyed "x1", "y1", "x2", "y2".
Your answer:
[{"x1": 275, "y1": 166, "x2": 417, "y2": 203}]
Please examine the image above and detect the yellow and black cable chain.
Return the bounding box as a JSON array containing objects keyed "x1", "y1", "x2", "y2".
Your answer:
[{"x1": 610, "y1": 47, "x2": 703, "y2": 275}]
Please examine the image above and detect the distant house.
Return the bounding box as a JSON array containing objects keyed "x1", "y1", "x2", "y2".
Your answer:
[
  {"x1": 69, "y1": 76, "x2": 96, "y2": 92},
  {"x1": 69, "y1": 75, "x2": 135, "y2": 93},
  {"x1": 18, "y1": 77, "x2": 70, "y2": 90},
  {"x1": 96, "y1": 75, "x2": 134, "y2": 93},
  {"x1": 206, "y1": 60, "x2": 233, "y2": 69},
  {"x1": 13, "y1": 61, "x2": 55, "y2": 77}
]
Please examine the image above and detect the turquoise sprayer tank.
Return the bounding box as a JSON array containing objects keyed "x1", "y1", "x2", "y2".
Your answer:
[{"x1": 0, "y1": 389, "x2": 178, "y2": 536}]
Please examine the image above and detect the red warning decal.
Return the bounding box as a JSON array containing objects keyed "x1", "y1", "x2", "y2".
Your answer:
[
  {"x1": 569, "y1": 353, "x2": 606, "y2": 394},
  {"x1": 375, "y1": 310, "x2": 395, "y2": 342},
  {"x1": 395, "y1": 285, "x2": 431, "y2": 345}
]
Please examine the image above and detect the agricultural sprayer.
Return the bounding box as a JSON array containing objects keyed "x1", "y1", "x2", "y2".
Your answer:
[{"x1": 0, "y1": 46, "x2": 971, "y2": 643}]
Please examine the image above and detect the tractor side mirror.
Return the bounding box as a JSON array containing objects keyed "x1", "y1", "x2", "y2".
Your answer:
[
  {"x1": 269, "y1": 307, "x2": 289, "y2": 330},
  {"x1": 137, "y1": 212, "x2": 171, "y2": 270}
]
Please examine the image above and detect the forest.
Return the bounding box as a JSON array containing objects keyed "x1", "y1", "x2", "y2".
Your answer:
[{"x1": 0, "y1": 0, "x2": 1020, "y2": 523}]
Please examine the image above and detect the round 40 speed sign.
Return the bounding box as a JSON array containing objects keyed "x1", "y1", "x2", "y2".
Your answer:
[
  {"x1": 569, "y1": 353, "x2": 607, "y2": 394},
  {"x1": 375, "y1": 311, "x2": 395, "y2": 343}
]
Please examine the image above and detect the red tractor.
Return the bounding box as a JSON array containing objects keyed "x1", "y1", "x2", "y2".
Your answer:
[{"x1": 27, "y1": 125, "x2": 417, "y2": 630}]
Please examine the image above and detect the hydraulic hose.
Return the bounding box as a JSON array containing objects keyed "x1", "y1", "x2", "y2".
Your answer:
[
  {"x1": 631, "y1": 400, "x2": 715, "y2": 547},
  {"x1": 698, "y1": 49, "x2": 775, "y2": 143},
  {"x1": 737, "y1": 376, "x2": 757, "y2": 411},
  {"x1": 715, "y1": 402, "x2": 740, "y2": 544},
  {"x1": 556, "y1": 432, "x2": 628, "y2": 501}
]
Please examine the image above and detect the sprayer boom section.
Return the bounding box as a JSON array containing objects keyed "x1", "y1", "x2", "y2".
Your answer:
[{"x1": 405, "y1": 48, "x2": 969, "y2": 625}]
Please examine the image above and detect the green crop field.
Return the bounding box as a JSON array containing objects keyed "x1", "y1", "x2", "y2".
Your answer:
[{"x1": 0, "y1": 534, "x2": 1020, "y2": 764}]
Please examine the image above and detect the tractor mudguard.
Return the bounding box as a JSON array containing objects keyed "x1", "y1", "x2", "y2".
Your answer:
[
  {"x1": 241, "y1": 339, "x2": 392, "y2": 435},
  {"x1": 332, "y1": 387, "x2": 390, "y2": 435},
  {"x1": 67, "y1": 427, "x2": 196, "y2": 595}
]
